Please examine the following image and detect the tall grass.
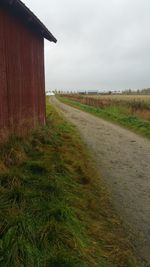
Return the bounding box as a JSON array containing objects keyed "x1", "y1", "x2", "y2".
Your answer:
[
  {"x1": 59, "y1": 95, "x2": 150, "y2": 117},
  {"x1": 0, "y1": 100, "x2": 138, "y2": 266}
]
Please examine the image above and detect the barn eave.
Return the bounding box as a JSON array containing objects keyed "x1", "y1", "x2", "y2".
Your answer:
[{"x1": 0, "y1": 0, "x2": 57, "y2": 43}]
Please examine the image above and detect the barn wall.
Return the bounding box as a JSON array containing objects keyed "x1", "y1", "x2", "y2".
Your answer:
[
  {"x1": 0, "y1": 7, "x2": 46, "y2": 137},
  {"x1": 0, "y1": 9, "x2": 9, "y2": 134}
]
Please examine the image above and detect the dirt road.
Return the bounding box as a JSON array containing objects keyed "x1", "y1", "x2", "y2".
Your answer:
[{"x1": 50, "y1": 97, "x2": 150, "y2": 267}]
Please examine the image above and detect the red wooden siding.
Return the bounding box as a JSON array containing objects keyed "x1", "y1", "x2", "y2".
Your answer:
[{"x1": 0, "y1": 6, "x2": 46, "y2": 137}]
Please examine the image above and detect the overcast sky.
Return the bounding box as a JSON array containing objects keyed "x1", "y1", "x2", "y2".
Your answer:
[{"x1": 24, "y1": 0, "x2": 150, "y2": 91}]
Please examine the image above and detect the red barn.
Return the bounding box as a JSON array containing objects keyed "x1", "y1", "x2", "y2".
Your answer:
[{"x1": 0, "y1": 0, "x2": 56, "y2": 138}]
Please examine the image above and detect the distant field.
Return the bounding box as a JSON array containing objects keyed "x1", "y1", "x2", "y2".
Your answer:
[
  {"x1": 85, "y1": 95, "x2": 150, "y2": 121},
  {"x1": 58, "y1": 94, "x2": 150, "y2": 138},
  {"x1": 88, "y1": 94, "x2": 150, "y2": 105},
  {"x1": 87, "y1": 94, "x2": 150, "y2": 102}
]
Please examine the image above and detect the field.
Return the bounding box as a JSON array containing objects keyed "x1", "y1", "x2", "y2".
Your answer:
[
  {"x1": 0, "y1": 98, "x2": 137, "y2": 267},
  {"x1": 58, "y1": 94, "x2": 150, "y2": 138},
  {"x1": 86, "y1": 95, "x2": 150, "y2": 121}
]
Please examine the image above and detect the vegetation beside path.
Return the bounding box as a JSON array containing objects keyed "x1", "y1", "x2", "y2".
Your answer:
[
  {"x1": 57, "y1": 95, "x2": 150, "y2": 139},
  {"x1": 0, "y1": 98, "x2": 137, "y2": 266}
]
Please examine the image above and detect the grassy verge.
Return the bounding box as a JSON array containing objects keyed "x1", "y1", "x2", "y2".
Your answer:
[
  {"x1": 57, "y1": 96, "x2": 150, "y2": 139},
  {"x1": 0, "y1": 99, "x2": 138, "y2": 266}
]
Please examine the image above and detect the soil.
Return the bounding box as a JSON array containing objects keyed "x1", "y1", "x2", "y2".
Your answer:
[{"x1": 50, "y1": 97, "x2": 150, "y2": 267}]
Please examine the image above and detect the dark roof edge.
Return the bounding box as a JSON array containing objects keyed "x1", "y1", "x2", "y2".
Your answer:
[{"x1": 2, "y1": 0, "x2": 57, "y2": 43}]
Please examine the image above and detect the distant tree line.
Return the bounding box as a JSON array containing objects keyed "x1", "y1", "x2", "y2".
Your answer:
[{"x1": 122, "y1": 88, "x2": 150, "y2": 95}]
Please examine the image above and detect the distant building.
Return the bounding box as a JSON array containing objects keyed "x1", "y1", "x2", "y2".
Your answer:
[
  {"x1": 87, "y1": 90, "x2": 98, "y2": 95},
  {"x1": 79, "y1": 91, "x2": 87, "y2": 95},
  {"x1": 111, "y1": 90, "x2": 122, "y2": 95},
  {"x1": 78, "y1": 90, "x2": 98, "y2": 95},
  {"x1": 0, "y1": 0, "x2": 56, "y2": 139},
  {"x1": 46, "y1": 91, "x2": 55, "y2": 96}
]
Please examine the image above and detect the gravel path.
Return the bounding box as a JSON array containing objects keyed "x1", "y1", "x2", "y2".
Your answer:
[{"x1": 50, "y1": 97, "x2": 150, "y2": 267}]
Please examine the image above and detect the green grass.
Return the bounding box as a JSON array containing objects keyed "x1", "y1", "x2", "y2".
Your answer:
[
  {"x1": 57, "y1": 96, "x2": 150, "y2": 139},
  {"x1": 0, "y1": 99, "x2": 138, "y2": 267}
]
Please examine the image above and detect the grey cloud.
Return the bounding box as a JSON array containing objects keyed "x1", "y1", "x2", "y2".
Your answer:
[{"x1": 24, "y1": 0, "x2": 150, "y2": 91}]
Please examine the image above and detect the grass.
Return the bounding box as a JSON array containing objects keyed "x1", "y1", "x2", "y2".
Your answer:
[
  {"x1": 57, "y1": 96, "x2": 150, "y2": 139},
  {"x1": 0, "y1": 98, "x2": 138, "y2": 266}
]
